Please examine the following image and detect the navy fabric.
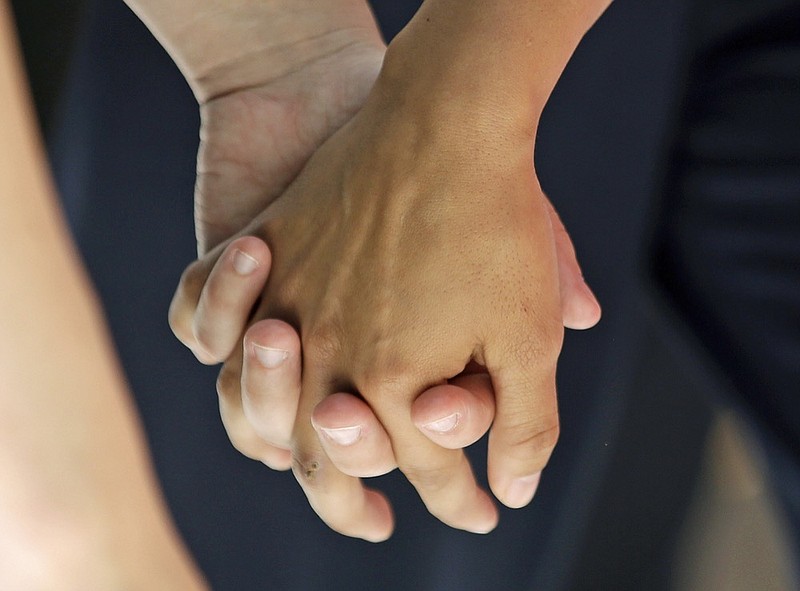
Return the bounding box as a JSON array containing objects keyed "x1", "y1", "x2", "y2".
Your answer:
[{"x1": 654, "y1": 0, "x2": 800, "y2": 548}]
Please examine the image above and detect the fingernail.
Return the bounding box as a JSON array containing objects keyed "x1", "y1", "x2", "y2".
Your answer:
[
  {"x1": 469, "y1": 521, "x2": 498, "y2": 535},
  {"x1": 233, "y1": 249, "x2": 259, "y2": 275},
  {"x1": 506, "y1": 473, "x2": 541, "y2": 508},
  {"x1": 421, "y1": 412, "x2": 461, "y2": 434},
  {"x1": 319, "y1": 426, "x2": 362, "y2": 446},
  {"x1": 253, "y1": 345, "x2": 289, "y2": 368}
]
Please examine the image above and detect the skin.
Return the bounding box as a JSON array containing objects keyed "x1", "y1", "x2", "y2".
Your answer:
[
  {"x1": 0, "y1": 3, "x2": 207, "y2": 587},
  {"x1": 168, "y1": 0, "x2": 611, "y2": 541},
  {"x1": 124, "y1": 0, "x2": 388, "y2": 254},
  {"x1": 177, "y1": 88, "x2": 565, "y2": 538},
  {"x1": 126, "y1": 0, "x2": 603, "y2": 538},
  {"x1": 134, "y1": 0, "x2": 529, "y2": 538},
  {"x1": 175, "y1": 231, "x2": 595, "y2": 472}
]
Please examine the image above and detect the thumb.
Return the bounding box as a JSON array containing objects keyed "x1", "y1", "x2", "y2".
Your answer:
[{"x1": 542, "y1": 194, "x2": 602, "y2": 330}]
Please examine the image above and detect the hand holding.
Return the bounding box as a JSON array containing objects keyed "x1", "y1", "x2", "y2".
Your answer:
[
  {"x1": 173, "y1": 63, "x2": 600, "y2": 536},
  {"x1": 168, "y1": 0, "x2": 609, "y2": 540}
]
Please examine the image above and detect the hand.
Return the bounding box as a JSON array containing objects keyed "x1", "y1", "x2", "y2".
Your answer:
[
  {"x1": 126, "y1": 0, "x2": 386, "y2": 255},
  {"x1": 193, "y1": 39, "x2": 384, "y2": 255},
  {"x1": 171, "y1": 5, "x2": 386, "y2": 255},
  {"x1": 170, "y1": 237, "x2": 503, "y2": 541},
  {"x1": 173, "y1": 220, "x2": 599, "y2": 463},
  {"x1": 171, "y1": 60, "x2": 601, "y2": 539},
  {"x1": 126, "y1": 0, "x2": 385, "y2": 255},
  {"x1": 171, "y1": 226, "x2": 597, "y2": 539}
]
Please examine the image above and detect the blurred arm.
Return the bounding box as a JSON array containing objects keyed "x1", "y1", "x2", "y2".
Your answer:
[{"x1": 0, "y1": 3, "x2": 207, "y2": 588}]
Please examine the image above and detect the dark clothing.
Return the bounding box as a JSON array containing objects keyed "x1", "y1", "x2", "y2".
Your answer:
[
  {"x1": 655, "y1": 0, "x2": 800, "y2": 549},
  {"x1": 10, "y1": 0, "x2": 86, "y2": 136}
]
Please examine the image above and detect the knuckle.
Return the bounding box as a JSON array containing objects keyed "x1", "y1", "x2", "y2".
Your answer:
[
  {"x1": 504, "y1": 414, "x2": 561, "y2": 460},
  {"x1": 219, "y1": 407, "x2": 263, "y2": 461},
  {"x1": 242, "y1": 393, "x2": 294, "y2": 446},
  {"x1": 193, "y1": 323, "x2": 224, "y2": 361},
  {"x1": 216, "y1": 367, "x2": 264, "y2": 460},
  {"x1": 169, "y1": 265, "x2": 208, "y2": 342},
  {"x1": 201, "y1": 271, "x2": 228, "y2": 311},
  {"x1": 167, "y1": 303, "x2": 192, "y2": 345},
  {"x1": 541, "y1": 322, "x2": 565, "y2": 357},
  {"x1": 401, "y1": 462, "x2": 458, "y2": 495},
  {"x1": 179, "y1": 258, "x2": 209, "y2": 299},
  {"x1": 303, "y1": 321, "x2": 344, "y2": 365},
  {"x1": 354, "y1": 358, "x2": 418, "y2": 396},
  {"x1": 226, "y1": 428, "x2": 261, "y2": 460},
  {"x1": 509, "y1": 338, "x2": 541, "y2": 367},
  {"x1": 510, "y1": 328, "x2": 562, "y2": 369},
  {"x1": 215, "y1": 365, "x2": 240, "y2": 401}
]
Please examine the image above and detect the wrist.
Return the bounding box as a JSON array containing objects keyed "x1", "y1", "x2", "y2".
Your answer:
[
  {"x1": 374, "y1": 0, "x2": 612, "y2": 140},
  {"x1": 190, "y1": 20, "x2": 385, "y2": 104},
  {"x1": 126, "y1": 0, "x2": 385, "y2": 103},
  {"x1": 365, "y1": 37, "x2": 539, "y2": 164},
  {"x1": 375, "y1": 23, "x2": 542, "y2": 148}
]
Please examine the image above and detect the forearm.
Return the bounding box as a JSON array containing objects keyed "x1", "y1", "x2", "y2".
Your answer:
[
  {"x1": 0, "y1": 5, "x2": 205, "y2": 587},
  {"x1": 124, "y1": 0, "x2": 384, "y2": 101},
  {"x1": 378, "y1": 0, "x2": 612, "y2": 137}
]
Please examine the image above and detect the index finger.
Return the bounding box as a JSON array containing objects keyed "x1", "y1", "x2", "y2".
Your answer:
[{"x1": 482, "y1": 318, "x2": 563, "y2": 509}]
